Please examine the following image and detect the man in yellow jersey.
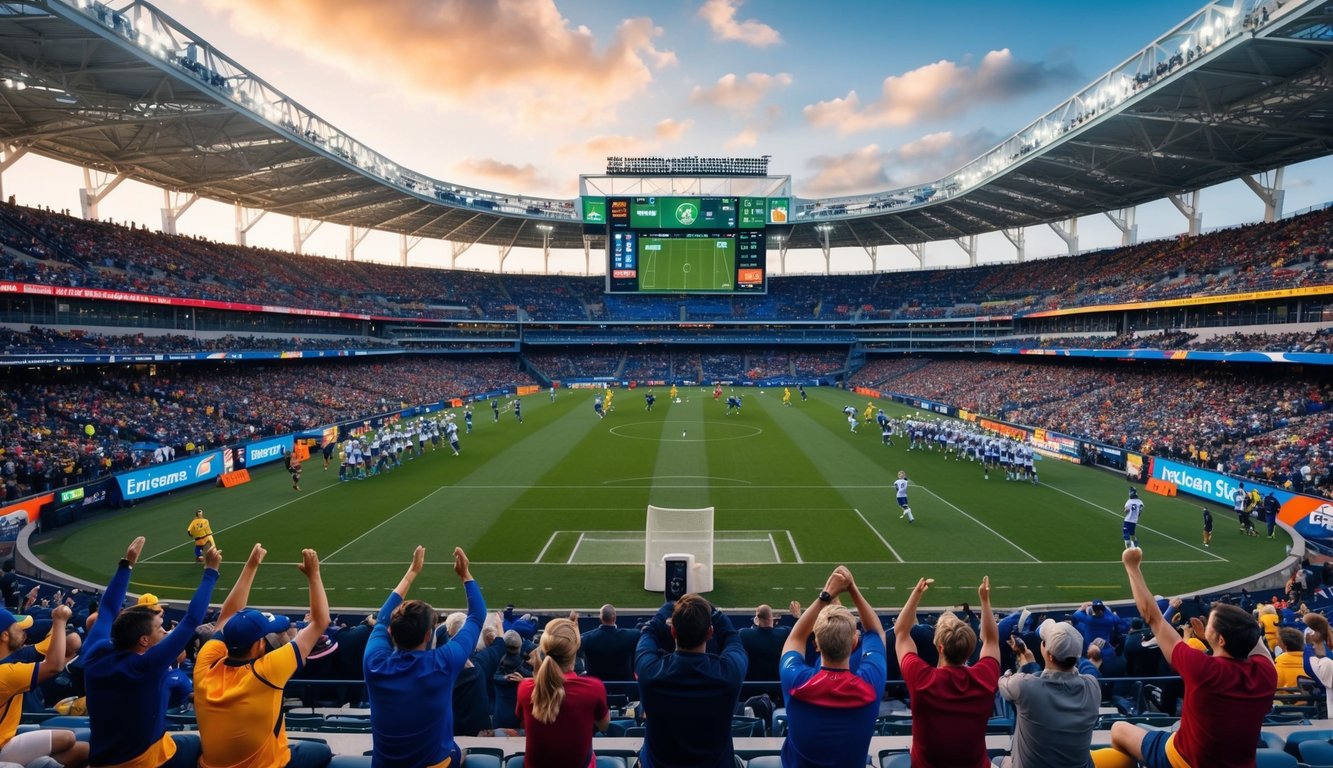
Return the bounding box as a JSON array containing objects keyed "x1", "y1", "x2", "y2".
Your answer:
[
  {"x1": 783, "y1": 387, "x2": 792, "y2": 407},
  {"x1": 0, "y1": 605, "x2": 87, "y2": 766},
  {"x1": 187, "y1": 509, "x2": 215, "y2": 565},
  {"x1": 195, "y1": 544, "x2": 331, "y2": 768}
]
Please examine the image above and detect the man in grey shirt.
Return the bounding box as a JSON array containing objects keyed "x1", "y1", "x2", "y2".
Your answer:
[{"x1": 999, "y1": 618, "x2": 1100, "y2": 767}]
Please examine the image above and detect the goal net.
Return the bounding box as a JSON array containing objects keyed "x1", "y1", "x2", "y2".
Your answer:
[{"x1": 643, "y1": 505, "x2": 715, "y2": 594}]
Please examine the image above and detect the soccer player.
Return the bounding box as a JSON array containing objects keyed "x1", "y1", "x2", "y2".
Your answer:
[
  {"x1": 286, "y1": 453, "x2": 302, "y2": 492},
  {"x1": 1202, "y1": 506, "x2": 1214, "y2": 547},
  {"x1": 550, "y1": 385, "x2": 556, "y2": 402},
  {"x1": 645, "y1": 390, "x2": 656, "y2": 411},
  {"x1": 798, "y1": 383, "x2": 807, "y2": 401},
  {"x1": 446, "y1": 420, "x2": 461, "y2": 456},
  {"x1": 713, "y1": 384, "x2": 722, "y2": 401},
  {"x1": 862, "y1": 402, "x2": 875, "y2": 423},
  {"x1": 895, "y1": 470, "x2": 914, "y2": 523},
  {"x1": 1234, "y1": 483, "x2": 1257, "y2": 536},
  {"x1": 593, "y1": 394, "x2": 605, "y2": 419},
  {"x1": 726, "y1": 395, "x2": 742, "y2": 415},
  {"x1": 492, "y1": 397, "x2": 500, "y2": 422},
  {"x1": 881, "y1": 421, "x2": 894, "y2": 447},
  {"x1": 604, "y1": 388, "x2": 615, "y2": 413},
  {"x1": 187, "y1": 509, "x2": 215, "y2": 565},
  {"x1": 195, "y1": 544, "x2": 331, "y2": 768},
  {"x1": 1123, "y1": 488, "x2": 1143, "y2": 549},
  {"x1": 514, "y1": 398, "x2": 523, "y2": 424},
  {"x1": 847, "y1": 412, "x2": 857, "y2": 433},
  {"x1": 321, "y1": 438, "x2": 335, "y2": 471},
  {"x1": 465, "y1": 406, "x2": 473, "y2": 434},
  {"x1": 1264, "y1": 492, "x2": 1281, "y2": 539},
  {"x1": 782, "y1": 387, "x2": 791, "y2": 407}
]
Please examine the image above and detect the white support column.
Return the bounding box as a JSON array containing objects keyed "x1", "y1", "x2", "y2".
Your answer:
[
  {"x1": 1001, "y1": 227, "x2": 1025, "y2": 262},
  {"x1": 1240, "y1": 167, "x2": 1285, "y2": 223},
  {"x1": 346, "y1": 225, "x2": 370, "y2": 262},
  {"x1": 450, "y1": 240, "x2": 472, "y2": 269},
  {"x1": 1104, "y1": 206, "x2": 1138, "y2": 246},
  {"x1": 0, "y1": 145, "x2": 29, "y2": 201},
  {"x1": 234, "y1": 203, "x2": 267, "y2": 247},
  {"x1": 954, "y1": 235, "x2": 978, "y2": 266},
  {"x1": 1048, "y1": 217, "x2": 1079, "y2": 255},
  {"x1": 536, "y1": 224, "x2": 553, "y2": 274},
  {"x1": 815, "y1": 225, "x2": 832, "y2": 275},
  {"x1": 292, "y1": 216, "x2": 323, "y2": 256},
  {"x1": 582, "y1": 235, "x2": 594, "y2": 276},
  {"x1": 497, "y1": 242, "x2": 515, "y2": 270},
  {"x1": 773, "y1": 235, "x2": 789, "y2": 274},
  {"x1": 904, "y1": 242, "x2": 925, "y2": 267},
  {"x1": 1168, "y1": 190, "x2": 1202, "y2": 236},
  {"x1": 867, "y1": 244, "x2": 878, "y2": 272},
  {"x1": 79, "y1": 169, "x2": 128, "y2": 221},
  {"x1": 160, "y1": 190, "x2": 199, "y2": 236},
  {"x1": 399, "y1": 234, "x2": 423, "y2": 267}
]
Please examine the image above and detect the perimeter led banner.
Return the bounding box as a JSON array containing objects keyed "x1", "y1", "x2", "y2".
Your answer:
[
  {"x1": 117, "y1": 451, "x2": 224, "y2": 501},
  {"x1": 243, "y1": 435, "x2": 295, "y2": 467}
]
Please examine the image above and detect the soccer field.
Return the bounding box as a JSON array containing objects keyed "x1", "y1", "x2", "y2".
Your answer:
[
  {"x1": 638, "y1": 235, "x2": 736, "y2": 291},
  {"x1": 29, "y1": 388, "x2": 1289, "y2": 611}
]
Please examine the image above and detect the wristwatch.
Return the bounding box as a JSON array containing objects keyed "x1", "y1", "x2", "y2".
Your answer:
[{"x1": 818, "y1": 590, "x2": 833, "y2": 603}]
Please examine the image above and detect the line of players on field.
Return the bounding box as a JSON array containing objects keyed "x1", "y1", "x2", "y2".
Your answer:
[
  {"x1": 332, "y1": 411, "x2": 466, "y2": 481},
  {"x1": 844, "y1": 406, "x2": 1040, "y2": 484}
]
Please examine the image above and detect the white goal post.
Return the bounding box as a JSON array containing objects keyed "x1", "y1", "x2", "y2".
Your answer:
[{"x1": 643, "y1": 505, "x2": 715, "y2": 594}]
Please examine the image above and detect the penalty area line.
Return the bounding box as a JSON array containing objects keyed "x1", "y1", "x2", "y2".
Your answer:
[{"x1": 853, "y1": 508, "x2": 904, "y2": 563}]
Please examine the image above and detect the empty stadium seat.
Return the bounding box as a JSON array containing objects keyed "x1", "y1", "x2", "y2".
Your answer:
[
  {"x1": 881, "y1": 752, "x2": 912, "y2": 768},
  {"x1": 1299, "y1": 740, "x2": 1333, "y2": 768},
  {"x1": 747, "y1": 756, "x2": 783, "y2": 768},
  {"x1": 326, "y1": 757, "x2": 372, "y2": 768},
  {"x1": 1285, "y1": 729, "x2": 1333, "y2": 759},
  {"x1": 1255, "y1": 748, "x2": 1299, "y2": 768}
]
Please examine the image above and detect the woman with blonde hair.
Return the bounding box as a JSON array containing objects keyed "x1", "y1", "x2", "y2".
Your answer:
[{"x1": 516, "y1": 618, "x2": 610, "y2": 767}]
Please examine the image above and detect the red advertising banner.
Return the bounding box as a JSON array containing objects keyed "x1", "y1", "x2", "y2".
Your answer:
[{"x1": 0, "y1": 493, "x2": 54, "y2": 524}]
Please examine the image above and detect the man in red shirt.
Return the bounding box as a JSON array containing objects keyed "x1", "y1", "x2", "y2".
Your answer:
[
  {"x1": 1092, "y1": 548, "x2": 1276, "y2": 768},
  {"x1": 894, "y1": 575, "x2": 999, "y2": 768}
]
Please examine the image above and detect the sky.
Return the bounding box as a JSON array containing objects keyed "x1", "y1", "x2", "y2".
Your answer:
[{"x1": 5, "y1": 0, "x2": 1331, "y2": 275}]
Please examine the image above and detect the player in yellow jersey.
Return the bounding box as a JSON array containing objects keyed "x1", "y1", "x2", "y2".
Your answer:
[
  {"x1": 669, "y1": 384, "x2": 679, "y2": 401},
  {"x1": 187, "y1": 509, "x2": 215, "y2": 564},
  {"x1": 605, "y1": 388, "x2": 615, "y2": 413},
  {"x1": 863, "y1": 402, "x2": 876, "y2": 423},
  {"x1": 783, "y1": 387, "x2": 792, "y2": 407}
]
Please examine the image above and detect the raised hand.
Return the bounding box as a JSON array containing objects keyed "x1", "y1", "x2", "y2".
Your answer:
[
  {"x1": 51, "y1": 604, "x2": 72, "y2": 622},
  {"x1": 1122, "y1": 547, "x2": 1143, "y2": 568},
  {"x1": 203, "y1": 545, "x2": 222, "y2": 570},
  {"x1": 914, "y1": 577, "x2": 934, "y2": 595},
  {"x1": 410, "y1": 545, "x2": 426, "y2": 575},
  {"x1": 978, "y1": 576, "x2": 991, "y2": 603},
  {"x1": 126, "y1": 536, "x2": 146, "y2": 566},
  {"x1": 453, "y1": 547, "x2": 471, "y2": 581},
  {"x1": 247, "y1": 543, "x2": 267, "y2": 566},
  {"x1": 297, "y1": 548, "x2": 320, "y2": 577}
]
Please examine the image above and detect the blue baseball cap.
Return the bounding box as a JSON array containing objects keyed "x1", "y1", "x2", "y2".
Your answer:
[
  {"x1": 0, "y1": 609, "x2": 33, "y2": 633},
  {"x1": 223, "y1": 609, "x2": 291, "y2": 652}
]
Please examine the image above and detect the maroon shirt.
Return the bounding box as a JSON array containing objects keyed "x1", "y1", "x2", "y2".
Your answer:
[
  {"x1": 900, "y1": 654, "x2": 1000, "y2": 768},
  {"x1": 1170, "y1": 643, "x2": 1276, "y2": 768},
  {"x1": 517, "y1": 672, "x2": 609, "y2": 768}
]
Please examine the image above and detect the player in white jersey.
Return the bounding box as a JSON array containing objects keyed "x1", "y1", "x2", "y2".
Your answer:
[
  {"x1": 1023, "y1": 444, "x2": 1038, "y2": 484},
  {"x1": 1123, "y1": 487, "x2": 1144, "y2": 549},
  {"x1": 446, "y1": 420, "x2": 461, "y2": 456},
  {"x1": 894, "y1": 470, "x2": 914, "y2": 523}
]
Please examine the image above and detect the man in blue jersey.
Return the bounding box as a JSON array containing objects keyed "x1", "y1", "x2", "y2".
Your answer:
[
  {"x1": 364, "y1": 545, "x2": 484, "y2": 768},
  {"x1": 594, "y1": 394, "x2": 605, "y2": 419},
  {"x1": 780, "y1": 565, "x2": 886, "y2": 767},
  {"x1": 84, "y1": 536, "x2": 220, "y2": 768},
  {"x1": 636, "y1": 594, "x2": 747, "y2": 768}
]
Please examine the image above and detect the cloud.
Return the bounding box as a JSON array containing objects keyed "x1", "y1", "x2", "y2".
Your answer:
[
  {"x1": 800, "y1": 129, "x2": 999, "y2": 196},
  {"x1": 654, "y1": 118, "x2": 694, "y2": 141},
  {"x1": 452, "y1": 157, "x2": 549, "y2": 189},
  {"x1": 690, "y1": 72, "x2": 793, "y2": 112},
  {"x1": 560, "y1": 134, "x2": 653, "y2": 159},
  {"x1": 202, "y1": 0, "x2": 676, "y2": 129},
  {"x1": 804, "y1": 49, "x2": 1080, "y2": 134},
  {"x1": 697, "y1": 0, "x2": 781, "y2": 47},
  {"x1": 726, "y1": 128, "x2": 759, "y2": 149}
]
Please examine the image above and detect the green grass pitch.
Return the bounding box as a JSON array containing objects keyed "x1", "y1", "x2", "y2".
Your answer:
[{"x1": 29, "y1": 388, "x2": 1288, "y2": 612}]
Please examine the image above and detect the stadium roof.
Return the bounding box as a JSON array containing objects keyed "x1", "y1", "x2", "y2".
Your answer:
[{"x1": 0, "y1": 0, "x2": 1329, "y2": 253}]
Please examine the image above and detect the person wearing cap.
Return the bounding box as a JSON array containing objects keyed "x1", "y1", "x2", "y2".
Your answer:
[
  {"x1": 1072, "y1": 600, "x2": 1126, "y2": 651},
  {"x1": 187, "y1": 509, "x2": 215, "y2": 565},
  {"x1": 780, "y1": 565, "x2": 886, "y2": 768},
  {"x1": 1092, "y1": 547, "x2": 1275, "y2": 768},
  {"x1": 364, "y1": 545, "x2": 484, "y2": 768},
  {"x1": 84, "y1": 536, "x2": 221, "y2": 768},
  {"x1": 894, "y1": 575, "x2": 999, "y2": 768},
  {"x1": 0, "y1": 604, "x2": 88, "y2": 767},
  {"x1": 194, "y1": 543, "x2": 331, "y2": 768},
  {"x1": 999, "y1": 619, "x2": 1099, "y2": 768}
]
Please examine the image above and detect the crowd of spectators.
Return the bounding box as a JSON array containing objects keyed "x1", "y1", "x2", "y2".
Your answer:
[
  {"x1": 0, "y1": 327, "x2": 394, "y2": 354},
  {"x1": 852, "y1": 358, "x2": 1333, "y2": 496},
  {"x1": 3, "y1": 202, "x2": 1329, "y2": 324},
  {"x1": 0, "y1": 357, "x2": 534, "y2": 499}
]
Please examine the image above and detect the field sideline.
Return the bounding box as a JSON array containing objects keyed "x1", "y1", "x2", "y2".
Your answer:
[{"x1": 29, "y1": 387, "x2": 1289, "y2": 611}]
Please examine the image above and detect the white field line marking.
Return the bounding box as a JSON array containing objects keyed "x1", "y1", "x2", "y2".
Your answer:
[
  {"x1": 534, "y1": 531, "x2": 561, "y2": 564},
  {"x1": 1039, "y1": 483, "x2": 1226, "y2": 561},
  {"x1": 141, "y1": 482, "x2": 341, "y2": 562},
  {"x1": 786, "y1": 530, "x2": 804, "y2": 564},
  {"x1": 853, "y1": 508, "x2": 904, "y2": 563},
  {"x1": 768, "y1": 533, "x2": 781, "y2": 565},
  {"x1": 323, "y1": 486, "x2": 449, "y2": 562},
  {"x1": 567, "y1": 533, "x2": 586, "y2": 565},
  {"x1": 915, "y1": 485, "x2": 1041, "y2": 563}
]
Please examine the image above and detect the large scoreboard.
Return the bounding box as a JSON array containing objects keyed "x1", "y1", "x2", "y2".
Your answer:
[{"x1": 585, "y1": 195, "x2": 788, "y2": 294}]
